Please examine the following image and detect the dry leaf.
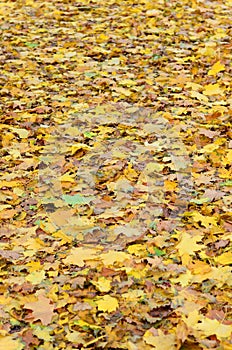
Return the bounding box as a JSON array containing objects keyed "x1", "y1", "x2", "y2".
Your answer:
[{"x1": 96, "y1": 295, "x2": 119, "y2": 313}]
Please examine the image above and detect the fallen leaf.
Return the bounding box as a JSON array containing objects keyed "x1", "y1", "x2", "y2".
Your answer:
[
  {"x1": 203, "y1": 83, "x2": 223, "y2": 96},
  {"x1": 195, "y1": 318, "x2": 232, "y2": 339},
  {"x1": 208, "y1": 61, "x2": 225, "y2": 76},
  {"x1": 96, "y1": 295, "x2": 119, "y2": 313},
  {"x1": 99, "y1": 251, "x2": 130, "y2": 266},
  {"x1": 176, "y1": 232, "x2": 202, "y2": 256},
  {"x1": 63, "y1": 247, "x2": 100, "y2": 266},
  {"x1": 214, "y1": 252, "x2": 232, "y2": 265},
  {"x1": 143, "y1": 328, "x2": 176, "y2": 350},
  {"x1": 91, "y1": 277, "x2": 111, "y2": 292},
  {"x1": 191, "y1": 212, "x2": 218, "y2": 227},
  {"x1": 24, "y1": 293, "x2": 55, "y2": 325},
  {"x1": 62, "y1": 194, "x2": 94, "y2": 206},
  {"x1": 26, "y1": 271, "x2": 46, "y2": 285},
  {"x1": 0, "y1": 336, "x2": 24, "y2": 350}
]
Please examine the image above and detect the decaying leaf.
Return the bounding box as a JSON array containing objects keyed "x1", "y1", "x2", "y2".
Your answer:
[{"x1": 1, "y1": 0, "x2": 231, "y2": 348}]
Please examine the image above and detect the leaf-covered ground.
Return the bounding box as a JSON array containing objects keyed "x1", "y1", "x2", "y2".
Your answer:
[{"x1": 0, "y1": 0, "x2": 231, "y2": 349}]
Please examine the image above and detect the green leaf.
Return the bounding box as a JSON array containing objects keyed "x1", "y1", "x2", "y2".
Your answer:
[
  {"x1": 84, "y1": 131, "x2": 96, "y2": 139},
  {"x1": 62, "y1": 194, "x2": 94, "y2": 206},
  {"x1": 34, "y1": 220, "x2": 41, "y2": 226},
  {"x1": 153, "y1": 247, "x2": 165, "y2": 256},
  {"x1": 25, "y1": 42, "x2": 39, "y2": 48},
  {"x1": 84, "y1": 72, "x2": 97, "y2": 78},
  {"x1": 190, "y1": 197, "x2": 210, "y2": 204},
  {"x1": 220, "y1": 180, "x2": 232, "y2": 187},
  {"x1": 149, "y1": 221, "x2": 157, "y2": 230},
  {"x1": 152, "y1": 54, "x2": 162, "y2": 60}
]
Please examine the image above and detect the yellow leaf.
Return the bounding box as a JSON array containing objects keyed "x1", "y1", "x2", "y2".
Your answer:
[
  {"x1": 26, "y1": 261, "x2": 42, "y2": 272},
  {"x1": 191, "y1": 212, "x2": 218, "y2": 227},
  {"x1": 59, "y1": 173, "x2": 76, "y2": 182},
  {"x1": 215, "y1": 252, "x2": 232, "y2": 265},
  {"x1": 33, "y1": 326, "x2": 52, "y2": 341},
  {"x1": 63, "y1": 247, "x2": 99, "y2": 266},
  {"x1": 171, "y1": 269, "x2": 193, "y2": 287},
  {"x1": 70, "y1": 143, "x2": 91, "y2": 155},
  {"x1": 223, "y1": 149, "x2": 232, "y2": 165},
  {"x1": 66, "y1": 331, "x2": 84, "y2": 344},
  {"x1": 208, "y1": 61, "x2": 225, "y2": 76},
  {"x1": 114, "y1": 87, "x2": 132, "y2": 97},
  {"x1": 195, "y1": 318, "x2": 232, "y2": 339},
  {"x1": 99, "y1": 251, "x2": 130, "y2": 266},
  {"x1": 122, "y1": 289, "x2": 145, "y2": 301},
  {"x1": 0, "y1": 205, "x2": 11, "y2": 212},
  {"x1": 144, "y1": 162, "x2": 164, "y2": 173},
  {"x1": 75, "y1": 319, "x2": 101, "y2": 331},
  {"x1": 164, "y1": 180, "x2": 178, "y2": 191},
  {"x1": 52, "y1": 230, "x2": 73, "y2": 245},
  {"x1": 0, "y1": 336, "x2": 24, "y2": 350},
  {"x1": 123, "y1": 163, "x2": 138, "y2": 181},
  {"x1": 0, "y1": 209, "x2": 17, "y2": 220},
  {"x1": 97, "y1": 34, "x2": 109, "y2": 43},
  {"x1": 143, "y1": 329, "x2": 176, "y2": 350},
  {"x1": 198, "y1": 45, "x2": 216, "y2": 57},
  {"x1": 201, "y1": 143, "x2": 220, "y2": 154},
  {"x1": 91, "y1": 277, "x2": 111, "y2": 292},
  {"x1": 203, "y1": 83, "x2": 223, "y2": 96},
  {"x1": 186, "y1": 82, "x2": 203, "y2": 91},
  {"x1": 119, "y1": 79, "x2": 136, "y2": 87},
  {"x1": 23, "y1": 237, "x2": 45, "y2": 250},
  {"x1": 26, "y1": 270, "x2": 46, "y2": 284},
  {"x1": 190, "y1": 91, "x2": 208, "y2": 103},
  {"x1": 11, "y1": 127, "x2": 29, "y2": 139},
  {"x1": 96, "y1": 295, "x2": 119, "y2": 313},
  {"x1": 183, "y1": 309, "x2": 201, "y2": 328},
  {"x1": 0, "y1": 180, "x2": 21, "y2": 189},
  {"x1": 127, "y1": 244, "x2": 147, "y2": 257},
  {"x1": 189, "y1": 260, "x2": 212, "y2": 275},
  {"x1": 146, "y1": 9, "x2": 161, "y2": 16},
  {"x1": 176, "y1": 233, "x2": 202, "y2": 256}
]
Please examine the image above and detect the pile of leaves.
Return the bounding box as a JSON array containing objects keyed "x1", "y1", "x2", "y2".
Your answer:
[{"x1": 0, "y1": 0, "x2": 231, "y2": 349}]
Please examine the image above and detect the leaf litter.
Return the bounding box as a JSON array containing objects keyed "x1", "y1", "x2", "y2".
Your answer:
[{"x1": 0, "y1": 0, "x2": 231, "y2": 349}]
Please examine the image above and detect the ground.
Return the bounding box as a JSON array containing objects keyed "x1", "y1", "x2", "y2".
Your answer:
[{"x1": 0, "y1": 0, "x2": 231, "y2": 349}]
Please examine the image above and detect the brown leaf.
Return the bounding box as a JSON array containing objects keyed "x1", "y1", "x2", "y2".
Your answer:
[{"x1": 24, "y1": 292, "x2": 55, "y2": 325}]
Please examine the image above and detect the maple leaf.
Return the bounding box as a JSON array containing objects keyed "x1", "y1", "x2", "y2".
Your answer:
[
  {"x1": 203, "y1": 83, "x2": 223, "y2": 96},
  {"x1": 1, "y1": 0, "x2": 232, "y2": 348},
  {"x1": 176, "y1": 232, "x2": 202, "y2": 256},
  {"x1": 32, "y1": 326, "x2": 53, "y2": 341},
  {"x1": 96, "y1": 295, "x2": 119, "y2": 313},
  {"x1": 91, "y1": 276, "x2": 112, "y2": 292},
  {"x1": 0, "y1": 336, "x2": 24, "y2": 350},
  {"x1": 26, "y1": 270, "x2": 46, "y2": 285},
  {"x1": 214, "y1": 252, "x2": 232, "y2": 265},
  {"x1": 143, "y1": 328, "x2": 176, "y2": 350},
  {"x1": 62, "y1": 194, "x2": 94, "y2": 206},
  {"x1": 65, "y1": 331, "x2": 84, "y2": 344},
  {"x1": 63, "y1": 247, "x2": 100, "y2": 266},
  {"x1": 190, "y1": 212, "x2": 218, "y2": 228},
  {"x1": 195, "y1": 318, "x2": 232, "y2": 339},
  {"x1": 99, "y1": 251, "x2": 130, "y2": 266},
  {"x1": 208, "y1": 61, "x2": 225, "y2": 76},
  {"x1": 24, "y1": 293, "x2": 55, "y2": 325}
]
